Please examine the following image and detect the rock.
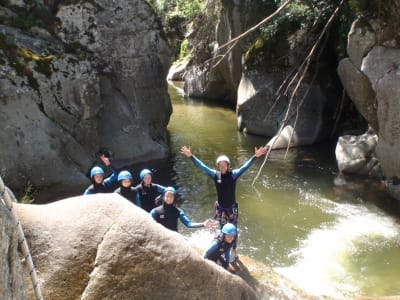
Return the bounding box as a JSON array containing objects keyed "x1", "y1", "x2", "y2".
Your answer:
[
  {"x1": 14, "y1": 194, "x2": 258, "y2": 299},
  {"x1": 361, "y1": 46, "x2": 400, "y2": 90},
  {"x1": 346, "y1": 20, "x2": 376, "y2": 69},
  {"x1": 0, "y1": 0, "x2": 172, "y2": 192},
  {"x1": 337, "y1": 58, "x2": 378, "y2": 131},
  {"x1": 335, "y1": 131, "x2": 382, "y2": 178},
  {"x1": 237, "y1": 70, "x2": 338, "y2": 148},
  {"x1": 375, "y1": 65, "x2": 400, "y2": 180},
  {"x1": 0, "y1": 205, "x2": 26, "y2": 299}
]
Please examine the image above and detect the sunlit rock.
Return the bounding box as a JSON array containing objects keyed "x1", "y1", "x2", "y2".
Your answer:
[{"x1": 14, "y1": 194, "x2": 257, "y2": 299}]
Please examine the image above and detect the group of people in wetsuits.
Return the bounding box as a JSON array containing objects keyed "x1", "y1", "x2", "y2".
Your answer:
[{"x1": 83, "y1": 145, "x2": 267, "y2": 272}]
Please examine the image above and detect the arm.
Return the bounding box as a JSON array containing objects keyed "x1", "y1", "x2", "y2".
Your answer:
[
  {"x1": 203, "y1": 240, "x2": 219, "y2": 259},
  {"x1": 155, "y1": 184, "x2": 166, "y2": 193},
  {"x1": 150, "y1": 209, "x2": 157, "y2": 220},
  {"x1": 135, "y1": 186, "x2": 141, "y2": 206},
  {"x1": 179, "y1": 209, "x2": 204, "y2": 228},
  {"x1": 181, "y1": 146, "x2": 216, "y2": 178},
  {"x1": 232, "y1": 146, "x2": 267, "y2": 178},
  {"x1": 83, "y1": 187, "x2": 92, "y2": 195},
  {"x1": 190, "y1": 155, "x2": 216, "y2": 178},
  {"x1": 223, "y1": 244, "x2": 233, "y2": 268},
  {"x1": 103, "y1": 167, "x2": 118, "y2": 188}
]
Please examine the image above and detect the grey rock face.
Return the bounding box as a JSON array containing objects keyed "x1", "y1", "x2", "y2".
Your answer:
[
  {"x1": 237, "y1": 70, "x2": 338, "y2": 148},
  {"x1": 337, "y1": 18, "x2": 400, "y2": 200},
  {"x1": 0, "y1": 205, "x2": 26, "y2": 299},
  {"x1": 335, "y1": 132, "x2": 382, "y2": 177},
  {"x1": 14, "y1": 194, "x2": 258, "y2": 300},
  {"x1": 0, "y1": 0, "x2": 172, "y2": 191}
]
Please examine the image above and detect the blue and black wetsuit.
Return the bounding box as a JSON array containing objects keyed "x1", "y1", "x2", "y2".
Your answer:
[
  {"x1": 189, "y1": 154, "x2": 256, "y2": 249},
  {"x1": 203, "y1": 233, "x2": 233, "y2": 269},
  {"x1": 83, "y1": 167, "x2": 118, "y2": 195},
  {"x1": 150, "y1": 203, "x2": 204, "y2": 232},
  {"x1": 114, "y1": 186, "x2": 137, "y2": 205},
  {"x1": 135, "y1": 183, "x2": 166, "y2": 212}
]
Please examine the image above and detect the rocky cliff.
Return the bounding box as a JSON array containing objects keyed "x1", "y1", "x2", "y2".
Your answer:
[
  {"x1": 0, "y1": 0, "x2": 172, "y2": 192},
  {"x1": 336, "y1": 0, "x2": 400, "y2": 200}
]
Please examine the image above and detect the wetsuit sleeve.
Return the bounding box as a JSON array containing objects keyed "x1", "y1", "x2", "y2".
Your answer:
[
  {"x1": 232, "y1": 155, "x2": 256, "y2": 179},
  {"x1": 190, "y1": 155, "x2": 216, "y2": 178},
  {"x1": 179, "y1": 210, "x2": 204, "y2": 228},
  {"x1": 155, "y1": 184, "x2": 166, "y2": 193},
  {"x1": 103, "y1": 167, "x2": 118, "y2": 188},
  {"x1": 83, "y1": 187, "x2": 92, "y2": 195},
  {"x1": 150, "y1": 209, "x2": 157, "y2": 220},
  {"x1": 203, "y1": 240, "x2": 220, "y2": 259},
  {"x1": 223, "y1": 244, "x2": 233, "y2": 268}
]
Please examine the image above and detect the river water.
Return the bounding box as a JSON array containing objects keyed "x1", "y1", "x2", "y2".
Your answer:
[{"x1": 160, "y1": 83, "x2": 400, "y2": 299}]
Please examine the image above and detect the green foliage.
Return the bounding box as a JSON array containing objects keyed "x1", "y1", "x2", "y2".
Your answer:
[
  {"x1": 9, "y1": 0, "x2": 55, "y2": 31},
  {"x1": 20, "y1": 181, "x2": 36, "y2": 204}
]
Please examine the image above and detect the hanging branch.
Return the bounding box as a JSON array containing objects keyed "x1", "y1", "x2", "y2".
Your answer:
[
  {"x1": 212, "y1": 0, "x2": 292, "y2": 69},
  {"x1": 252, "y1": 0, "x2": 347, "y2": 185}
]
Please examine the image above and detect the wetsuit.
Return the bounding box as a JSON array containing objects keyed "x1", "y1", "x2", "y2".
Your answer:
[
  {"x1": 83, "y1": 167, "x2": 118, "y2": 195},
  {"x1": 203, "y1": 233, "x2": 233, "y2": 269},
  {"x1": 135, "y1": 183, "x2": 166, "y2": 212},
  {"x1": 150, "y1": 203, "x2": 204, "y2": 232},
  {"x1": 190, "y1": 154, "x2": 256, "y2": 249},
  {"x1": 114, "y1": 186, "x2": 137, "y2": 205}
]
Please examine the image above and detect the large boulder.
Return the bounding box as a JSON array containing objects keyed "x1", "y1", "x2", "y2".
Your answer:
[
  {"x1": 237, "y1": 70, "x2": 339, "y2": 148},
  {"x1": 0, "y1": 204, "x2": 26, "y2": 300},
  {"x1": 337, "y1": 18, "x2": 400, "y2": 200},
  {"x1": 335, "y1": 131, "x2": 382, "y2": 178},
  {"x1": 0, "y1": 1, "x2": 172, "y2": 192},
  {"x1": 14, "y1": 194, "x2": 258, "y2": 299}
]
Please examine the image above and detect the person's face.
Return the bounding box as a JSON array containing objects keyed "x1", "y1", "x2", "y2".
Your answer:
[
  {"x1": 93, "y1": 174, "x2": 103, "y2": 184},
  {"x1": 218, "y1": 161, "x2": 229, "y2": 174},
  {"x1": 164, "y1": 191, "x2": 175, "y2": 205},
  {"x1": 121, "y1": 179, "x2": 131, "y2": 188},
  {"x1": 142, "y1": 174, "x2": 152, "y2": 186},
  {"x1": 224, "y1": 234, "x2": 235, "y2": 244}
]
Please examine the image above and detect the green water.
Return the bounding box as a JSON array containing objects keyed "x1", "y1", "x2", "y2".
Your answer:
[{"x1": 164, "y1": 83, "x2": 400, "y2": 299}]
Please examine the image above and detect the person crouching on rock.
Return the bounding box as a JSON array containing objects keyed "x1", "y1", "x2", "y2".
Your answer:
[
  {"x1": 150, "y1": 186, "x2": 212, "y2": 232},
  {"x1": 114, "y1": 170, "x2": 137, "y2": 204},
  {"x1": 84, "y1": 155, "x2": 118, "y2": 195},
  {"x1": 203, "y1": 223, "x2": 236, "y2": 273}
]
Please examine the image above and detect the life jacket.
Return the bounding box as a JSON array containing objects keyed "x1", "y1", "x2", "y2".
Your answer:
[
  {"x1": 153, "y1": 203, "x2": 180, "y2": 231},
  {"x1": 115, "y1": 186, "x2": 136, "y2": 204},
  {"x1": 136, "y1": 183, "x2": 161, "y2": 212},
  {"x1": 213, "y1": 171, "x2": 236, "y2": 207}
]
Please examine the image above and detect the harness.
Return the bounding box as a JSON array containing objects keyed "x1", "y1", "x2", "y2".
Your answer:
[{"x1": 213, "y1": 201, "x2": 238, "y2": 226}]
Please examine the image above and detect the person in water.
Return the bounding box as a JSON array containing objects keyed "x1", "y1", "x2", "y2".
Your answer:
[
  {"x1": 180, "y1": 145, "x2": 267, "y2": 258},
  {"x1": 203, "y1": 223, "x2": 236, "y2": 273},
  {"x1": 135, "y1": 168, "x2": 166, "y2": 212},
  {"x1": 84, "y1": 155, "x2": 118, "y2": 195},
  {"x1": 114, "y1": 170, "x2": 137, "y2": 204},
  {"x1": 150, "y1": 186, "x2": 212, "y2": 232}
]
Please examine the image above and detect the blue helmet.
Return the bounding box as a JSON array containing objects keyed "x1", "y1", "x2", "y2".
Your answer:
[
  {"x1": 221, "y1": 223, "x2": 236, "y2": 236},
  {"x1": 139, "y1": 169, "x2": 152, "y2": 181},
  {"x1": 118, "y1": 170, "x2": 132, "y2": 181},
  {"x1": 90, "y1": 166, "x2": 104, "y2": 178},
  {"x1": 163, "y1": 186, "x2": 176, "y2": 195}
]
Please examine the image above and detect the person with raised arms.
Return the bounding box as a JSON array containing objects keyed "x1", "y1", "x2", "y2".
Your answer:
[{"x1": 180, "y1": 145, "x2": 267, "y2": 259}]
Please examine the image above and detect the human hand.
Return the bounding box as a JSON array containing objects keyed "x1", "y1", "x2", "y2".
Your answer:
[
  {"x1": 100, "y1": 154, "x2": 111, "y2": 166},
  {"x1": 254, "y1": 146, "x2": 267, "y2": 158},
  {"x1": 180, "y1": 146, "x2": 192, "y2": 158},
  {"x1": 203, "y1": 219, "x2": 218, "y2": 229},
  {"x1": 227, "y1": 263, "x2": 235, "y2": 273}
]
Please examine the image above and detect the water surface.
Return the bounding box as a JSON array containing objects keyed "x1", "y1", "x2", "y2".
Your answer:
[{"x1": 164, "y1": 83, "x2": 400, "y2": 299}]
